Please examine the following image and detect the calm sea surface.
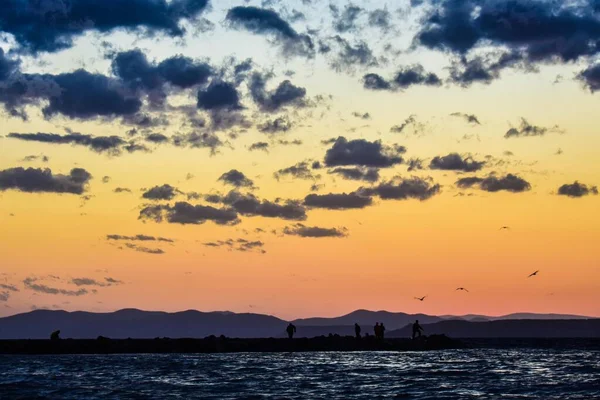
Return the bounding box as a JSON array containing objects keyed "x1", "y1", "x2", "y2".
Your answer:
[{"x1": 1, "y1": 349, "x2": 599, "y2": 399}]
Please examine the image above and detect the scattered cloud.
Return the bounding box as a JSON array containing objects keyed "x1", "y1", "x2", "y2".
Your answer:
[
  {"x1": 283, "y1": 223, "x2": 348, "y2": 238},
  {"x1": 23, "y1": 277, "x2": 88, "y2": 296},
  {"x1": 106, "y1": 234, "x2": 174, "y2": 243},
  {"x1": 142, "y1": 184, "x2": 180, "y2": 200},
  {"x1": 329, "y1": 167, "x2": 379, "y2": 182},
  {"x1": 505, "y1": 118, "x2": 561, "y2": 138},
  {"x1": 203, "y1": 238, "x2": 266, "y2": 253},
  {"x1": 430, "y1": 153, "x2": 485, "y2": 172},
  {"x1": 451, "y1": 112, "x2": 481, "y2": 125},
  {"x1": 324, "y1": 137, "x2": 405, "y2": 168},
  {"x1": 359, "y1": 177, "x2": 441, "y2": 201},
  {"x1": 274, "y1": 161, "x2": 319, "y2": 180},
  {"x1": 0, "y1": 167, "x2": 92, "y2": 194},
  {"x1": 304, "y1": 192, "x2": 372, "y2": 210},
  {"x1": 218, "y1": 170, "x2": 254, "y2": 188},
  {"x1": 139, "y1": 202, "x2": 240, "y2": 225},
  {"x1": 457, "y1": 174, "x2": 531, "y2": 193},
  {"x1": 557, "y1": 182, "x2": 598, "y2": 198}
]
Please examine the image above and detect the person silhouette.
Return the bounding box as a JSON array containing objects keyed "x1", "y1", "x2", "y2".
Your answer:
[
  {"x1": 380, "y1": 323, "x2": 386, "y2": 339},
  {"x1": 374, "y1": 322, "x2": 380, "y2": 339},
  {"x1": 412, "y1": 320, "x2": 424, "y2": 339},
  {"x1": 286, "y1": 323, "x2": 297, "y2": 339},
  {"x1": 50, "y1": 330, "x2": 61, "y2": 341},
  {"x1": 354, "y1": 323, "x2": 361, "y2": 339}
]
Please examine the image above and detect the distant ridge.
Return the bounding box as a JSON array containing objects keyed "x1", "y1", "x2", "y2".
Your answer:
[{"x1": 0, "y1": 309, "x2": 597, "y2": 339}]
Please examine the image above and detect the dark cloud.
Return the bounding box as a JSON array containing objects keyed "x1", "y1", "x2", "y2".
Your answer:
[
  {"x1": 221, "y1": 191, "x2": 307, "y2": 220},
  {"x1": 145, "y1": 133, "x2": 170, "y2": 143},
  {"x1": 114, "y1": 187, "x2": 132, "y2": 193},
  {"x1": 249, "y1": 73, "x2": 307, "y2": 112},
  {"x1": 197, "y1": 81, "x2": 241, "y2": 110},
  {"x1": 578, "y1": 64, "x2": 600, "y2": 92},
  {"x1": 416, "y1": 0, "x2": 600, "y2": 70},
  {"x1": 283, "y1": 223, "x2": 348, "y2": 238},
  {"x1": 557, "y1": 181, "x2": 598, "y2": 198},
  {"x1": 0, "y1": 167, "x2": 91, "y2": 194},
  {"x1": 21, "y1": 154, "x2": 49, "y2": 163},
  {"x1": 407, "y1": 158, "x2": 425, "y2": 172},
  {"x1": 430, "y1": 153, "x2": 485, "y2": 172},
  {"x1": 249, "y1": 142, "x2": 270, "y2": 152},
  {"x1": 226, "y1": 6, "x2": 314, "y2": 57},
  {"x1": 142, "y1": 184, "x2": 180, "y2": 200},
  {"x1": 274, "y1": 161, "x2": 319, "y2": 180},
  {"x1": 23, "y1": 277, "x2": 88, "y2": 296},
  {"x1": 107, "y1": 234, "x2": 174, "y2": 243},
  {"x1": 456, "y1": 174, "x2": 531, "y2": 192},
  {"x1": 505, "y1": 118, "x2": 560, "y2": 138},
  {"x1": 368, "y1": 9, "x2": 392, "y2": 31},
  {"x1": 105, "y1": 277, "x2": 123, "y2": 284},
  {"x1": 0, "y1": 0, "x2": 209, "y2": 54},
  {"x1": 277, "y1": 139, "x2": 302, "y2": 146},
  {"x1": 0, "y1": 48, "x2": 20, "y2": 81},
  {"x1": 124, "y1": 243, "x2": 165, "y2": 255},
  {"x1": 363, "y1": 73, "x2": 392, "y2": 90},
  {"x1": 0, "y1": 284, "x2": 19, "y2": 292},
  {"x1": 393, "y1": 65, "x2": 442, "y2": 89},
  {"x1": 218, "y1": 170, "x2": 254, "y2": 188},
  {"x1": 329, "y1": 167, "x2": 379, "y2": 182},
  {"x1": 324, "y1": 137, "x2": 405, "y2": 168},
  {"x1": 324, "y1": 36, "x2": 379, "y2": 72},
  {"x1": 203, "y1": 238, "x2": 265, "y2": 253},
  {"x1": 352, "y1": 111, "x2": 371, "y2": 120},
  {"x1": 139, "y1": 202, "x2": 240, "y2": 225},
  {"x1": 359, "y1": 177, "x2": 441, "y2": 201},
  {"x1": 304, "y1": 192, "x2": 372, "y2": 210},
  {"x1": 390, "y1": 115, "x2": 418, "y2": 134},
  {"x1": 172, "y1": 132, "x2": 226, "y2": 155},
  {"x1": 450, "y1": 112, "x2": 481, "y2": 125},
  {"x1": 258, "y1": 117, "x2": 293, "y2": 133},
  {"x1": 331, "y1": 4, "x2": 363, "y2": 33},
  {"x1": 71, "y1": 278, "x2": 106, "y2": 287},
  {"x1": 7, "y1": 132, "x2": 146, "y2": 156}
]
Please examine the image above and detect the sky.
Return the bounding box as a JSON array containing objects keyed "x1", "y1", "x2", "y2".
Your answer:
[{"x1": 1, "y1": 0, "x2": 599, "y2": 320}]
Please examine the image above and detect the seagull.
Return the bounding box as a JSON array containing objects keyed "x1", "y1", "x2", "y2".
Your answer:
[
  {"x1": 456, "y1": 287, "x2": 469, "y2": 292},
  {"x1": 499, "y1": 226, "x2": 510, "y2": 230},
  {"x1": 415, "y1": 296, "x2": 427, "y2": 301},
  {"x1": 528, "y1": 270, "x2": 539, "y2": 278}
]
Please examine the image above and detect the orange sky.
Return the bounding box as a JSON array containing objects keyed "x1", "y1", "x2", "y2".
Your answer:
[{"x1": 1, "y1": 0, "x2": 599, "y2": 319}]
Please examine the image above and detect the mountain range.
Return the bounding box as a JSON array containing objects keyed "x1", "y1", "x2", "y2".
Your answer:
[{"x1": 0, "y1": 309, "x2": 597, "y2": 339}]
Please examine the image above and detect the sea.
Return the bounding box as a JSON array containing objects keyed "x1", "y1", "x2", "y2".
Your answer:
[{"x1": 1, "y1": 349, "x2": 599, "y2": 399}]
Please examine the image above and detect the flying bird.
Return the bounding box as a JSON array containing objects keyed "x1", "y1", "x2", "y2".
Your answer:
[
  {"x1": 528, "y1": 270, "x2": 539, "y2": 278},
  {"x1": 415, "y1": 296, "x2": 427, "y2": 301},
  {"x1": 456, "y1": 287, "x2": 469, "y2": 292},
  {"x1": 499, "y1": 226, "x2": 510, "y2": 230}
]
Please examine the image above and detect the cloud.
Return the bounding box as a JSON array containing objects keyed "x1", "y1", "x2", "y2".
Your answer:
[
  {"x1": 114, "y1": 187, "x2": 132, "y2": 193},
  {"x1": 8, "y1": 132, "x2": 147, "y2": 155},
  {"x1": 249, "y1": 73, "x2": 307, "y2": 112},
  {"x1": 145, "y1": 133, "x2": 170, "y2": 143},
  {"x1": 0, "y1": 48, "x2": 20, "y2": 81},
  {"x1": 390, "y1": 115, "x2": 420, "y2": 134},
  {"x1": 218, "y1": 170, "x2": 254, "y2": 188},
  {"x1": 105, "y1": 277, "x2": 123, "y2": 285},
  {"x1": 368, "y1": 8, "x2": 392, "y2": 31},
  {"x1": 329, "y1": 167, "x2": 379, "y2": 182},
  {"x1": 304, "y1": 192, "x2": 372, "y2": 210},
  {"x1": 359, "y1": 177, "x2": 441, "y2": 201},
  {"x1": 139, "y1": 202, "x2": 240, "y2": 225},
  {"x1": 324, "y1": 137, "x2": 405, "y2": 167},
  {"x1": 393, "y1": 65, "x2": 442, "y2": 89},
  {"x1": 0, "y1": 167, "x2": 92, "y2": 194},
  {"x1": 197, "y1": 81, "x2": 242, "y2": 111},
  {"x1": 107, "y1": 234, "x2": 174, "y2": 243},
  {"x1": 430, "y1": 153, "x2": 485, "y2": 172},
  {"x1": 124, "y1": 243, "x2": 165, "y2": 255},
  {"x1": 363, "y1": 73, "x2": 392, "y2": 90},
  {"x1": 352, "y1": 111, "x2": 371, "y2": 120},
  {"x1": 283, "y1": 223, "x2": 348, "y2": 238},
  {"x1": 220, "y1": 191, "x2": 307, "y2": 220},
  {"x1": 71, "y1": 277, "x2": 123, "y2": 287},
  {"x1": 226, "y1": 6, "x2": 314, "y2": 57},
  {"x1": 505, "y1": 118, "x2": 560, "y2": 138},
  {"x1": 450, "y1": 112, "x2": 481, "y2": 125},
  {"x1": 578, "y1": 64, "x2": 600, "y2": 92},
  {"x1": 322, "y1": 36, "x2": 379, "y2": 72},
  {"x1": 415, "y1": 0, "x2": 600, "y2": 64},
  {"x1": 249, "y1": 142, "x2": 270, "y2": 152},
  {"x1": 172, "y1": 132, "x2": 226, "y2": 155},
  {"x1": 557, "y1": 181, "x2": 598, "y2": 198},
  {"x1": 274, "y1": 161, "x2": 319, "y2": 180},
  {"x1": 278, "y1": 139, "x2": 303, "y2": 146},
  {"x1": 0, "y1": 284, "x2": 19, "y2": 292},
  {"x1": 203, "y1": 238, "x2": 266, "y2": 253},
  {"x1": 331, "y1": 4, "x2": 363, "y2": 33},
  {"x1": 21, "y1": 154, "x2": 49, "y2": 163},
  {"x1": 23, "y1": 277, "x2": 88, "y2": 296},
  {"x1": 457, "y1": 174, "x2": 531, "y2": 192},
  {"x1": 142, "y1": 184, "x2": 180, "y2": 200},
  {"x1": 0, "y1": 0, "x2": 209, "y2": 54},
  {"x1": 258, "y1": 117, "x2": 293, "y2": 133}
]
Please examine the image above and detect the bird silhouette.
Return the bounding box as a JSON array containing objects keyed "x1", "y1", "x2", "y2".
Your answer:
[
  {"x1": 499, "y1": 226, "x2": 510, "y2": 230},
  {"x1": 415, "y1": 296, "x2": 427, "y2": 301},
  {"x1": 456, "y1": 287, "x2": 469, "y2": 292},
  {"x1": 528, "y1": 270, "x2": 539, "y2": 278}
]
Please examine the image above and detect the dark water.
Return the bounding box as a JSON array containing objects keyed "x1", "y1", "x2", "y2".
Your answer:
[{"x1": 1, "y1": 349, "x2": 599, "y2": 399}]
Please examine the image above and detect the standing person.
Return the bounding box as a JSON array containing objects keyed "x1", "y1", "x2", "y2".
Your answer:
[
  {"x1": 286, "y1": 323, "x2": 297, "y2": 339},
  {"x1": 412, "y1": 320, "x2": 424, "y2": 339},
  {"x1": 380, "y1": 323, "x2": 386, "y2": 339},
  {"x1": 354, "y1": 323, "x2": 361, "y2": 339},
  {"x1": 374, "y1": 322, "x2": 380, "y2": 339}
]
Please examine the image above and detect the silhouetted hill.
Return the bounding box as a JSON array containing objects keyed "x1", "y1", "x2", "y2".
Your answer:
[
  {"x1": 441, "y1": 313, "x2": 592, "y2": 321},
  {"x1": 0, "y1": 309, "x2": 288, "y2": 339},
  {"x1": 292, "y1": 310, "x2": 442, "y2": 330},
  {"x1": 388, "y1": 319, "x2": 600, "y2": 338}
]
